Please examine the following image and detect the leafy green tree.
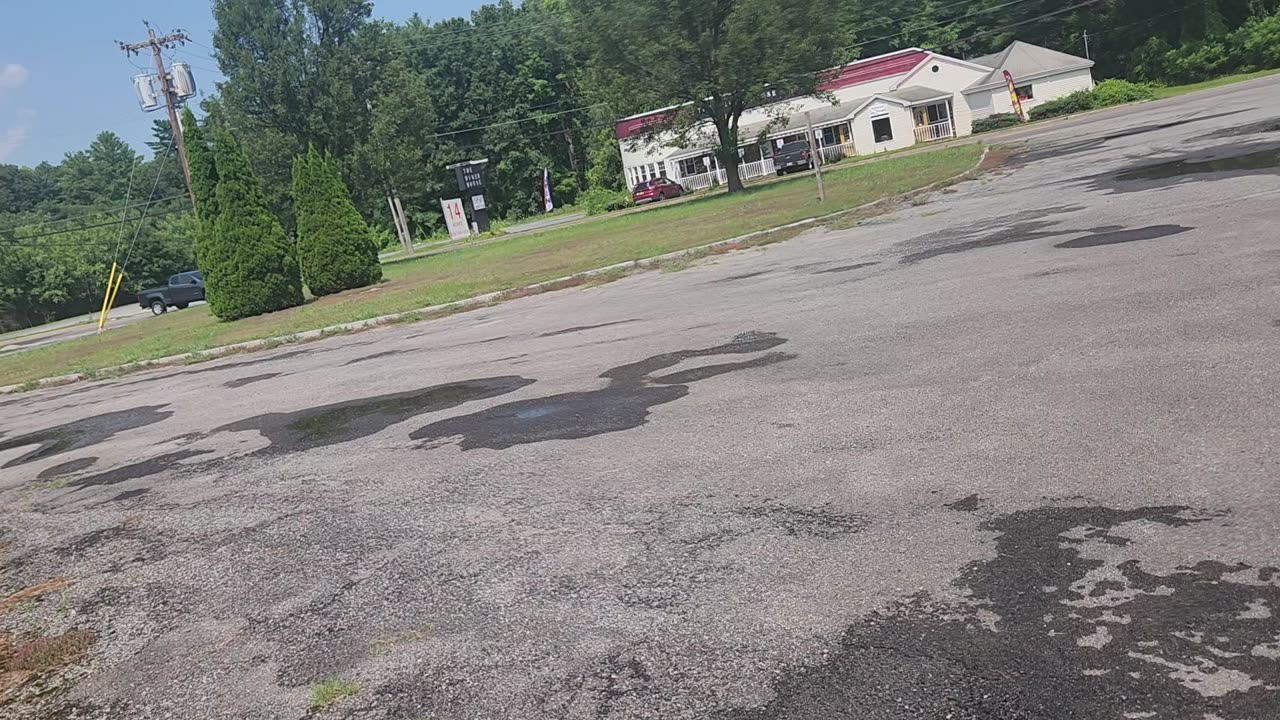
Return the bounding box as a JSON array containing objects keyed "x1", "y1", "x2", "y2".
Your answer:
[
  {"x1": 0, "y1": 163, "x2": 61, "y2": 216},
  {"x1": 204, "y1": 126, "x2": 304, "y2": 320},
  {"x1": 569, "y1": 0, "x2": 843, "y2": 192},
  {"x1": 57, "y1": 131, "x2": 141, "y2": 207},
  {"x1": 291, "y1": 147, "x2": 382, "y2": 296}
]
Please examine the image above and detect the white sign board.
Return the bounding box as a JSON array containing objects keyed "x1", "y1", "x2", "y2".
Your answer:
[
  {"x1": 471, "y1": 194, "x2": 486, "y2": 211},
  {"x1": 441, "y1": 198, "x2": 470, "y2": 240},
  {"x1": 868, "y1": 102, "x2": 891, "y2": 119}
]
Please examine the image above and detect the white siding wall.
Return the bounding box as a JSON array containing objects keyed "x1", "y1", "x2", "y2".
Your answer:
[
  {"x1": 852, "y1": 104, "x2": 915, "y2": 155},
  {"x1": 968, "y1": 90, "x2": 995, "y2": 120},
  {"x1": 966, "y1": 68, "x2": 1095, "y2": 117},
  {"x1": 892, "y1": 57, "x2": 988, "y2": 136}
]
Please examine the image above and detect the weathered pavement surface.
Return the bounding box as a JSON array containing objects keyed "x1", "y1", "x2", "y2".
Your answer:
[{"x1": 2, "y1": 79, "x2": 1279, "y2": 719}]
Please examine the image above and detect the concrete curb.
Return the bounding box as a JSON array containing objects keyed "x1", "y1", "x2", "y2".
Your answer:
[{"x1": 0, "y1": 146, "x2": 989, "y2": 396}]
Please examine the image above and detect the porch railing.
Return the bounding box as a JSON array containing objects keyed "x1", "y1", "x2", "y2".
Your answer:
[
  {"x1": 816, "y1": 141, "x2": 857, "y2": 165},
  {"x1": 678, "y1": 158, "x2": 776, "y2": 191},
  {"x1": 737, "y1": 158, "x2": 775, "y2": 180},
  {"x1": 913, "y1": 119, "x2": 954, "y2": 143}
]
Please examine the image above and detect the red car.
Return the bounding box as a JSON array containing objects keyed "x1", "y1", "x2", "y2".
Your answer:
[{"x1": 632, "y1": 177, "x2": 684, "y2": 204}]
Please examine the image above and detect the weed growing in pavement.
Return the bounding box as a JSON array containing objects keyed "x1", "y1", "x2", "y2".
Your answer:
[
  {"x1": 32, "y1": 475, "x2": 73, "y2": 490},
  {"x1": 310, "y1": 678, "x2": 360, "y2": 708}
]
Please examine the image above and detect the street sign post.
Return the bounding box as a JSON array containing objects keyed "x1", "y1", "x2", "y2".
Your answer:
[{"x1": 446, "y1": 159, "x2": 492, "y2": 234}]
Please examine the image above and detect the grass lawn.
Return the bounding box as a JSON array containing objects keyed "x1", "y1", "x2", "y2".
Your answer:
[
  {"x1": 1152, "y1": 68, "x2": 1280, "y2": 99},
  {"x1": 0, "y1": 144, "x2": 982, "y2": 387}
]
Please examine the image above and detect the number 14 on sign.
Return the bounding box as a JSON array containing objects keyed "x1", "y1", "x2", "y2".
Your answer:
[{"x1": 441, "y1": 198, "x2": 470, "y2": 241}]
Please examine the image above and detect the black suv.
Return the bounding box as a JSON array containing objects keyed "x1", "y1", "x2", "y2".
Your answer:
[{"x1": 137, "y1": 271, "x2": 205, "y2": 315}]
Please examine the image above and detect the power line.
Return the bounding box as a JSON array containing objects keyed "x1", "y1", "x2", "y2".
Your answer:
[
  {"x1": 927, "y1": 0, "x2": 1107, "y2": 51},
  {"x1": 119, "y1": 142, "x2": 176, "y2": 272},
  {"x1": 110, "y1": 158, "x2": 144, "y2": 262},
  {"x1": 0, "y1": 194, "x2": 190, "y2": 235},
  {"x1": 390, "y1": 17, "x2": 567, "y2": 56},
  {"x1": 429, "y1": 103, "x2": 608, "y2": 139},
  {"x1": 842, "y1": 0, "x2": 1040, "y2": 52},
  {"x1": 1, "y1": 203, "x2": 190, "y2": 244}
]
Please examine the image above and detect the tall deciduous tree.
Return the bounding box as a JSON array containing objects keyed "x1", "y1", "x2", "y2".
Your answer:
[
  {"x1": 291, "y1": 147, "x2": 382, "y2": 296},
  {"x1": 570, "y1": 0, "x2": 842, "y2": 192}
]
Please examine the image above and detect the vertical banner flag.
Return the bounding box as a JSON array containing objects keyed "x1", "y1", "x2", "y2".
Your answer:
[
  {"x1": 543, "y1": 168, "x2": 555, "y2": 213},
  {"x1": 1004, "y1": 71, "x2": 1026, "y2": 122}
]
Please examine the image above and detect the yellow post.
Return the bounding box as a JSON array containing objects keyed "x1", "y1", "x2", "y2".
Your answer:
[
  {"x1": 101, "y1": 270, "x2": 127, "y2": 330},
  {"x1": 97, "y1": 262, "x2": 118, "y2": 331},
  {"x1": 108, "y1": 270, "x2": 126, "y2": 310}
]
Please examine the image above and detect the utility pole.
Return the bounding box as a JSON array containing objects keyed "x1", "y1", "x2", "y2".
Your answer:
[
  {"x1": 119, "y1": 22, "x2": 195, "y2": 207},
  {"x1": 1082, "y1": 30, "x2": 1091, "y2": 61},
  {"x1": 805, "y1": 111, "x2": 826, "y2": 204}
]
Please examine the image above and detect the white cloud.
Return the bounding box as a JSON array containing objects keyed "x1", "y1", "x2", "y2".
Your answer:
[
  {"x1": 0, "y1": 109, "x2": 36, "y2": 163},
  {"x1": 0, "y1": 64, "x2": 29, "y2": 90}
]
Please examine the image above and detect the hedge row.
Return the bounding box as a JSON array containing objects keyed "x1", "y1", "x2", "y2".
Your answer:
[{"x1": 1028, "y1": 79, "x2": 1156, "y2": 121}]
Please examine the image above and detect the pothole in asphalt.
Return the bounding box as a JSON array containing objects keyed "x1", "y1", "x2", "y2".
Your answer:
[
  {"x1": 219, "y1": 376, "x2": 536, "y2": 453},
  {"x1": 1055, "y1": 225, "x2": 1194, "y2": 249},
  {"x1": 812, "y1": 262, "x2": 879, "y2": 275},
  {"x1": 720, "y1": 504, "x2": 1280, "y2": 720},
  {"x1": 1114, "y1": 147, "x2": 1280, "y2": 183},
  {"x1": 412, "y1": 331, "x2": 795, "y2": 451},
  {"x1": 0, "y1": 406, "x2": 172, "y2": 469},
  {"x1": 1203, "y1": 119, "x2": 1280, "y2": 139}
]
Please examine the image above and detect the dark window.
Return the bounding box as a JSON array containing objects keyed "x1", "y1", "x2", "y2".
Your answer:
[
  {"x1": 872, "y1": 118, "x2": 893, "y2": 142},
  {"x1": 1016, "y1": 84, "x2": 1034, "y2": 100},
  {"x1": 168, "y1": 275, "x2": 182, "y2": 286},
  {"x1": 679, "y1": 157, "x2": 703, "y2": 176},
  {"x1": 635, "y1": 180, "x2": 653, "y2": 189}
]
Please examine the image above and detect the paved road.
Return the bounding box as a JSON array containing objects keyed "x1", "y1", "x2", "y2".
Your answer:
[
  {"x1": 2, "y1": 78, "x2": 1278, "y2": 719},
  {"x1": 0, "y1": 304, "x2": 158, "y2": 358}
]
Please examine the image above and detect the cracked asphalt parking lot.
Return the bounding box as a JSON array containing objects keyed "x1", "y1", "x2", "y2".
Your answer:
[{"x1": 3, "y1": 77, "x2": 1280, "y2": 719}]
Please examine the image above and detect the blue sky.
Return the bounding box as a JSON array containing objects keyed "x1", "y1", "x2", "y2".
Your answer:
[{"x1": 0, "y1": 0, "x2": 491, "y2": 167}]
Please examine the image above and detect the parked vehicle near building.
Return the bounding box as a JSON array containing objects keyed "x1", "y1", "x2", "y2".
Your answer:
[
  {"x1": 773, "y1": 141, "x2": 814, "y2": 175},
  {"x1": 137, "y1": 271, "x2": 205, "y2": 315},
  {"x1": 632, "y1": 177, "x2": 684, "y2": 204}
]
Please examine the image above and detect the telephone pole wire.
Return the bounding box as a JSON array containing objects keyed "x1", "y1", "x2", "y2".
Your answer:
[{"x1": 119, "y1": 22, "x2": 196, "y2": 207}]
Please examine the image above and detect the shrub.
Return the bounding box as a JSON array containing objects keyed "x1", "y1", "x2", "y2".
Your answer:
[
  {"x1": 1162, "y1": 42, "x2": 1232, "y2": 84},
  {"x1": 291, "y1": 147, "x2": 382, "y2": 297},
  {"x1": 1091, "y1": 79, "x2": 1157, "y2": 107},
  {"x1": 205, "y1": 127, "x2": 304, "y2": 321},
  {"x1": 1236, "y1": 11, "x2": 1280, "y2": 69},
  {"x1": 1028, "y1": 90, "x2": 1096, "y2": 121},
  {"x1": 972, "y1": 113, "x2": 1023, "y2": 133},
  {"x1": 579, "y1": 186, "x2": 634, "y2": 216}
]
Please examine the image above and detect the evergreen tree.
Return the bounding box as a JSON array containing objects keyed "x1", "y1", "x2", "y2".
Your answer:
[
  {"x1": 182, "y1": 108, "x2": 229, "y2": 314},
  {"x1": 205, "y1": 126, "x2": 304, "y2": 320},
  {"x1": 291, "y1": 147, "x2": 382, "y2": 296}
]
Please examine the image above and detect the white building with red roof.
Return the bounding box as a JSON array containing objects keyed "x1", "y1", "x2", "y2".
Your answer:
[{"x1": 617, "y1": 41, "x2": 1094, "y2": 191}]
